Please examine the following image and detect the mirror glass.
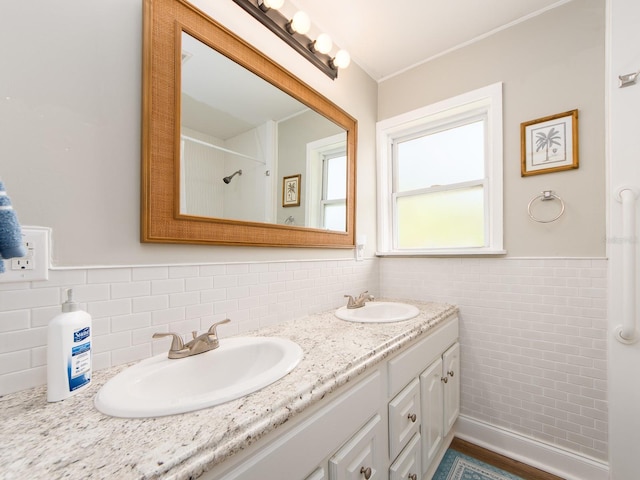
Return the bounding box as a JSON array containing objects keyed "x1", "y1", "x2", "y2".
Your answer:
[
  {"x1": 180, "y1": 32, "x2": 347, "y2": 231},
  {"x1": 141, "y1": 0, "x2": 356, "y2": 248}
]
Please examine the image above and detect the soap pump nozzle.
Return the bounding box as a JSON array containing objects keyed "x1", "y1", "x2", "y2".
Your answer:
[{"x1": 61, "y1": 288, "x2": 79, "y2": 313}]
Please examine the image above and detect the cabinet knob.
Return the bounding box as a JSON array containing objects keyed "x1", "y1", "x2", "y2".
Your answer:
[
  {"x1": 448, "y1": 370, "x2": 455, "y2": 377},
  {"x1": 408, "y1": 474, "x2": 417, "y2": 480},
  {"x1": 441, "y1": 376, "x2": 448, "y2": 383},
  {"x1": 407, "y1": 413, "x2": 417, "y2": 423},
  {"x1": 360, "y1": 466, "x2": 372, "y2": 479}
]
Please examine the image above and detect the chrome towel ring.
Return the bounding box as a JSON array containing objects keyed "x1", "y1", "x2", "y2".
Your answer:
[{"x1": 527, "y1": 190, "x2": 565, "y2": 223}]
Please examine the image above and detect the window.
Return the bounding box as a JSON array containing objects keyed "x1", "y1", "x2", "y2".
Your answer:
[{"x1": 377, "y1": 83, "x2": 504, "y2": 255}]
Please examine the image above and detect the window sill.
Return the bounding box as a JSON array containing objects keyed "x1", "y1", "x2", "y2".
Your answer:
[{"x1": 375, "y1": 248, "x2": 507, "y2": 257}]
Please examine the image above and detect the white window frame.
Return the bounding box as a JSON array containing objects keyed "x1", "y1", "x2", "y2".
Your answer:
[
  {"x1": 376, "y1": 82, "x2": 504, "y2": 256},
  {"x1": 320, "y1": 149, "x2": 347, "y2": 229},
  {"x1": 306, "y1": 133, "x2": 347, "y2": 230}
]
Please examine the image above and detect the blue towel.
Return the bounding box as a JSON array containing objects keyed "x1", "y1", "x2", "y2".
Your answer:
[{"x1": 0, "y1": 180, "x2": 26, "y2": 273}]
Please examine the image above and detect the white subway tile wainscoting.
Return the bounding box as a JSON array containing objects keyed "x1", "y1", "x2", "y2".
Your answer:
[
  {"x1": 0, "y1": 258, "x2": 378, "y2": 396},
  {"x1": 380, "y1": 257, "x2": 608, "y2": 465},
  {"x1": 1, "y1": 255, "x2": 608, "y2": 476}
]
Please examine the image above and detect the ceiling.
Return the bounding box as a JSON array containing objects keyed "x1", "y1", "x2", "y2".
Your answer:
[
  {"x1": 289, "y1": 0, "x2": 571, "y2": 80},
  {"x1": 182, "y1": 31, "x2": 308, "y2": 139}
]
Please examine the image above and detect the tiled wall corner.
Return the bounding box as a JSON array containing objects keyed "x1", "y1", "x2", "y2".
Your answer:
[
  {"x1": 0, "y1": 258, "x2": 378, "y2": 396},
  {"x1": 380, "y1": 257, "x2": 608, "y2": 462}
]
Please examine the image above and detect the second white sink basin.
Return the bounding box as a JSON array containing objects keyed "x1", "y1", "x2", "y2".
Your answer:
[
  {"x1": 335, "y1": 302, "x2": 420, "y2": 323},
  {"x1": 94, "y1": 336, "x2": 303, "y2": 418}
]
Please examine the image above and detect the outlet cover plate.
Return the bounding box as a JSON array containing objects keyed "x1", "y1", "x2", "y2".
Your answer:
[{"x1": 0, "y1": 226, "x2": 50, "y2": 283}]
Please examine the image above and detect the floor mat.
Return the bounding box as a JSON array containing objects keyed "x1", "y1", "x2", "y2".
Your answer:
[{"x1": 432, "y1": 448, "x2": 526, "y2": 480}]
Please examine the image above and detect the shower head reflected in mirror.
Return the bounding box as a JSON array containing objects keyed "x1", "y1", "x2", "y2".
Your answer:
[{"x1": 222, "y1": 169, "x2": 242, "y2": 184}]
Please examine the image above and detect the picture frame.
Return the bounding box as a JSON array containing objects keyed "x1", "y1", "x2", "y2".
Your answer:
[
  {"x1": 282, "y1": 174, "x2": 301, "y2": 207},
  {"x1": 521, "y1": 109, "x2": 579, "y2": 176}
]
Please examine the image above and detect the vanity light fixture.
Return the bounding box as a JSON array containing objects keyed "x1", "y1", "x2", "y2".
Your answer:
[{"x1": 232, "y1": 0, "x2": 350, "y2": 80}]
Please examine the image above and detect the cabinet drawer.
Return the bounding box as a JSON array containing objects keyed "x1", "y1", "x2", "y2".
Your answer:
[
  {"x1": 389, "y1": 433, "x2": 421, "y2": 480},
  {"x1": 388, "y1": 316, "x2": 458, "y2": 396},
  {"x1": 388, "y1": 378, "x2": 420, "y2": 460},
  {"x1": 329, "y1": 414, "x2": 384, "y2": 480}
]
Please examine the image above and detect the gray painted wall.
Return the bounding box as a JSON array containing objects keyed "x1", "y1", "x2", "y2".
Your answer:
[
  {"x1": 0, "y1": 0, "x2": 378, "y2": 267},
  {"x1": 378, "y1": 0, "x2": 606, "y2": 258}
]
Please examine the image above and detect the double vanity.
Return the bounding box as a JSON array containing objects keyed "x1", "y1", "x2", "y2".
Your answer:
[{"x1": 1, "y1": 299, "x2": 459, "y2": 480}]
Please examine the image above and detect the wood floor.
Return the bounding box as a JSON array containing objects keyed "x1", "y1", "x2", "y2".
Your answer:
[{"x1": 449, "y1": 438, "x2": 565, "y2": 480}]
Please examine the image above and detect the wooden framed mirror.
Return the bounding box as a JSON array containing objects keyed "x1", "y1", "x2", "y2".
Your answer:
[{"x1": 142, "y1": 0, "x2": 357, "y2": 247}]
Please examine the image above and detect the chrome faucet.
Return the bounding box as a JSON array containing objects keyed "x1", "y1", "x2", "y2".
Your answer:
[
  {"x1": 344, "y1": 291, "x2": 375, "y2": 309},
  {"x1": 153, "y1": 319, "x2": 231, "y2": 359}
]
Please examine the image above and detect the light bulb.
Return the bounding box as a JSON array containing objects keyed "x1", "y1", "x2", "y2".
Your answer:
[
  {"x1": 312, "y1": 33, "x2": 333, "y2": 54},
  {"x1": 258, "y1": 0, "x2": 284, "y2": 11},
  {"x1": 264, "y1": 0, "x2": 284, "y2": 8},
  {"x1": 289, "y1": 11, "x2": 310, "y2": 35},
  {"x1": 331, "y1": 49, "x2": 351, "y2": 69}
]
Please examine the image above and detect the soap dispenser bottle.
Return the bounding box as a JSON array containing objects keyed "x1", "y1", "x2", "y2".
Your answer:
[{"x1": 47, "y1": 288, "x2": 92, "y2": 402}]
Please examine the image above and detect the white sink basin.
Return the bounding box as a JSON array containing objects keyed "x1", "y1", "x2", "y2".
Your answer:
[
  {"x1": 335, "y1": 302, "x2": 420, "y2": 323},
  {"x1": 94, "y1": 337, "x2": 303, "y2": 418}
]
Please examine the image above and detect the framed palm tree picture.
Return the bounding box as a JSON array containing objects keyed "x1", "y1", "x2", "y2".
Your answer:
[
  {"x1": 521, "y1": 109, "x2": 579, "y2": 176},
  {"x1": 282, "y1": 174, "x2": 301, "y2": 207}
]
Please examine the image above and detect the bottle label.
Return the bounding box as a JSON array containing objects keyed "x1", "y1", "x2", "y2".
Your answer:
[
  {"x1": 68, "y1": 327, "x2": 91, "y2": 391},
  {"x1": 74, "y1": 327, "x2": 90, "y2": 342}
]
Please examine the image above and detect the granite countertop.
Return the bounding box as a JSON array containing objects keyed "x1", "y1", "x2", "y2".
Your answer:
[{"x1": 0, "y1": 300, "x2": 457, "y2": 480}]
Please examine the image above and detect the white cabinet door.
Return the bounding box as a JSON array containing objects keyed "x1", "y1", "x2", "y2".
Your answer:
[
  {"x1": 305, "y1": 467, "x2": 327, "y2": 480},
  {"x1": 388, "y1": 378, "x2": 420, "y2": 460},
  {"x1": 329, "y1": 415, "x2": 384, "y2": 480},
  {"x1": 389, "y1": 433, "x2": 421, "y2": 480},
  {"x1": 443, "y1": 342, "x2": 460, "y2": 435},
  {"x1": 419, "y1": 357, "x2": 444, "y2": 477}
]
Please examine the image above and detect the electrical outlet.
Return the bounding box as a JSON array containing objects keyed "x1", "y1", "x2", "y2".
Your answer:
[
  {"x1": 12, "y1": 258, "x2": 34, "y2": 270},
  {"x1": 11, "y1": 241, "x2": 35, "y2": 270},
  {"x1": 0, "y1": 227, "x2": 50, "y2": 283}
]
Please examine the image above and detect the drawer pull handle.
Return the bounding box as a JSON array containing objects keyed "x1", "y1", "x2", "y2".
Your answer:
[
  {"x1": 360, "y1": 466, "x2": 372, "y2": 479},
  {"x1": 407, "y1": 413, "x2": 417, "y2": 423},
  {"x1": 408, "y1": 474, "x2": 417, "y2": 480},
  {"x1": 441, "y1": 376, "x2": 448, "y2": 383},
  {"x1": 448, "y1": 370, "x2": 455, "y2": 377}
]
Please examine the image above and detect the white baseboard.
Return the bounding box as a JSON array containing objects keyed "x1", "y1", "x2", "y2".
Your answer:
[{"x1": 454, "y1": 415, "x2": 609, "y2": 480}]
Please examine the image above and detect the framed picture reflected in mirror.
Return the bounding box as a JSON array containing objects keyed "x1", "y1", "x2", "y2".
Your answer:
[{"x1": 283, "y1": 174, "x2": 301, "y2": 207}]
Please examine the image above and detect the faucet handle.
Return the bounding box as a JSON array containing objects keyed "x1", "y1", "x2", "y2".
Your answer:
[
  {"x1": 152, "y1": 332, "x2": 185, "y2": 351},
  {"x1": 207, "y1": 318, "x2": 231, "y2": 337},
  {"x1": 344, "y1": 294, "x2": 356, "y2": 307},
  {"x1": 357, "y1": 291, "x2": 375, "y2": 302}
]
